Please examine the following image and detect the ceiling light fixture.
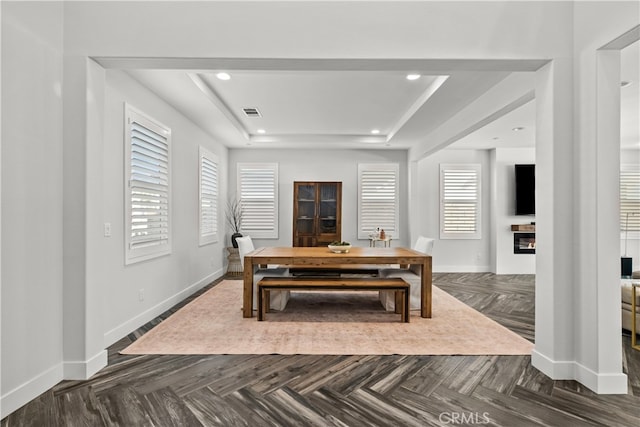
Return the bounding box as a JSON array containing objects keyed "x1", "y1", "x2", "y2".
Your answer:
[
  {"x1": 406, "y1": 74, "x2": 421, "y2": 81},
  {"x1": 257, "y1": 129, "x2": 266, "y2": 134},
  {"x1": 216, "y1": 72, "x2": 231, "y2": 81},
  {"x1": 371, "y1": 129, "x2": 380, "y2": 134},
  {"x1": 512, "y1": 127, "x2": 525, "y2": 132}
]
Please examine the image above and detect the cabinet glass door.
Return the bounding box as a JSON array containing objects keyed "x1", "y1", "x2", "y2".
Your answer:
[
  {"x1": 318, "y1": 183, "x2": 337, "y2": 234},
  {"x1": 296, "y1": 184, "x2": 316, "y2": 235}
]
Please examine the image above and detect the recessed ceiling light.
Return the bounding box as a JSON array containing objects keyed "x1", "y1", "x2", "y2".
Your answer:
[
  {"x1": 371, "y1": 129, "x2": 380, "y2": 134},
  {"x1": 512, "y1": 127, "x2": 525, "y2": 132},
  {"x1": 216, "y1": 72, "x2": 231, "y2": 81},
  {"x1": 406, "y1": 74, "x2": 421, "y2": 81},
  {"x1": 621, "y1": 80, "x2": 633, "y2": 88},
  {"x1": 257, "y1": 129, "x2": 266, "y2": 134}
]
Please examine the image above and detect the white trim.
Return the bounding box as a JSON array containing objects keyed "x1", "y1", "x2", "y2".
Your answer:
[
  {"x1": 103, "y1": 269, "x2": 222, "y2": 347},
  {"x1": 574, "y1": 363, "x2": 628, "y2": 394},
  {"x1": 620, "y1": 164, "x2": 640, "y2": 236},
  {"x1": 63, "y1": 350, "x2": 108, "y2": 380},
  {"x1": 357, "y1": 163, "x2": 400, "y2": 240},
  {"x1": 434, "y1": 265, "x2": 491, "y2": 273},
  {"x1": 532, "y1": 350, "x2": 628, "y2": 394},
  {"x1": 199, "y1": 146, "x2": 219, "y2": 246},
  {"x1": 1, "y1": 363, "x2": 63, "y2": 419},
  {"x1": 440, "y1": 163, "x2": 482, "y2": 240},
  {"x1": 237, "y1": 162, "x2": 279, "y2": 239},
  {"x1": 124, "y1": 103, "x2": 172, "y2": 264},
  {"x1": 531, "y1": 350, "x2": 575, "y2": 380}
]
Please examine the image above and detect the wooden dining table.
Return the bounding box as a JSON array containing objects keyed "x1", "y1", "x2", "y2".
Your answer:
[{"x1": 242, "y1": 246, "x2": 432, "y2": 318}]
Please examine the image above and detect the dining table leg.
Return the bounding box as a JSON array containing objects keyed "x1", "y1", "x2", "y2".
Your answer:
[
  {"x1": 421, "y1": 257, "x2": 433, "y2": 318},
  {"x1": 243, "y1": 257, "x2": 254, "y2": 318}
]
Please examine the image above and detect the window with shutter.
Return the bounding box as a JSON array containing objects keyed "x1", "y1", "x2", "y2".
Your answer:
[
  {"x1": 621, "y1": 165, "x2": 640, "y2": 233},
  {"x1": 199, "y1": 147, "x2": 219, "y2": 246},
  {"x1": 358, "y1": 163, "x2": 399, "y2": 239},
  {"x1": 124, "y1": 104, "x2": 172, "y2": 264},
  {"x1": 237, "y1": 163, "x2": 278, "y2": 239},
  {"x1": 440, "y1": 164, "x2": 481, "y2": 239}
]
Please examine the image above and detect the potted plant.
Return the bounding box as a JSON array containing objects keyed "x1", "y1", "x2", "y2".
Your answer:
[{"x1": 226, "y1": 198, "x2": 243, "y2": 248}]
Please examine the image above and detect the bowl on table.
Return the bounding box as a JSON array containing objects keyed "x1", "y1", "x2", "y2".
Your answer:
[{"x1": 328, "y1": 243, "x2": 352, "y2": 253}]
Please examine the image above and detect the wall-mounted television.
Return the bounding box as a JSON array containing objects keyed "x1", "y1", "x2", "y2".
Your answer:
[{"x1": 515, "y1": 164, "x2": 535, "y2": 215}]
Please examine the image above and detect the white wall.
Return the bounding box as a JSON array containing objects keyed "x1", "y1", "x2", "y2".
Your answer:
[
  {"x1": 228, "y1": 149, "x2": 408, "y2": 248},
  {"x1": 101, "y1": 70, "x2": 229, "y2": 345},
  {"x1": 1, "y1": 1, "x2": 64, "y2": 416},
  {"x1": 492, "y1": 148, "x2": 536, "y2": 274},
  {"x1": 415, "y1": 149, "x2": 491, "y2": 272}
]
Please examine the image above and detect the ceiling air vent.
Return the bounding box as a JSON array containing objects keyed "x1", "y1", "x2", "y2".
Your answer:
[{"x1": 242, "y1": 107, "x2": 262, "y2": 118}]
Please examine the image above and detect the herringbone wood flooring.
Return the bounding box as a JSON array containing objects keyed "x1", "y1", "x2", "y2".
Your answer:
[{"x1": 2, "y1": 273, "x2": 639, "y2": 426}]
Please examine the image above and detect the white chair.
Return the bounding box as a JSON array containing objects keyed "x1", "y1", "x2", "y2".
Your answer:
[
  {"x1": 378, "y1": 236, "x2": 434, "y2": 311},
  {"x1": 236, "y1": 236, "x2": 290, "y2": 311}
]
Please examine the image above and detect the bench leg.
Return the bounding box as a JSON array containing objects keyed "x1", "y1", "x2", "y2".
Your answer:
[
  {"x1": 403, "y1": 288, "x2": 410, "y2": 323},
  {"x1": 394, "y1": 291, "x2": 402, "y2": 314},
  {"x1": 258, "y1": 287, "x2": 265, "y2": 321},
  {"x1": 265, "y1": 289, "x2": 271, "y2": 313}
]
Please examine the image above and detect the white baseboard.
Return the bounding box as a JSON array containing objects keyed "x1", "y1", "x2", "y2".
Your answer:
[
  {"x1": 574, "y1": 362, "x2": 628, "y2": 394},
  {"x1": 1, "y1": 363, "x2": 63, "y2": 419},
  {"x1": 103, "y1": 269, "x2": 223, "y2": 347},
  {"x1": 63, "y1": 349, "x2": 108, "y2": 380},
  {"x1": 434, "y1": 265, "x2": 491, "y2": 273},
  {"x1": 531, "y1": 350, "x2": 575, "y2": 379},
  {"x1": 532, "y1": 350, "x2": 628, "y2": 394}
]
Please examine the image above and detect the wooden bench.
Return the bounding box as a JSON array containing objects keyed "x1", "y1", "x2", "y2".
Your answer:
[{"x1": 257, "y1": 276, "x2": 410, "y2": 322}]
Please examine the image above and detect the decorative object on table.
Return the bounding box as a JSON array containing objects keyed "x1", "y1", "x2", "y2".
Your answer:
[
  {"x1": 328, "y1": 241, "x2": 351, "y2": 253},
  {"x1": 368, "y1": 232, "x2": 393, "y2": 247},
  {"x1": 226, "y1": 198, "x2": 243, "y2": 248}
]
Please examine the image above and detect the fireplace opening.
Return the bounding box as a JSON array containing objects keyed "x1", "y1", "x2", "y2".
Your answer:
[{"x1": 514, "y1": 232, "x2": 535, "y2": 254}]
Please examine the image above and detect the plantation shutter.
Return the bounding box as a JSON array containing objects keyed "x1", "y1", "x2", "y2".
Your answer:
[
  {"x1": 199, "y1": 147, "x2": 219, "y2": 245},
  {"x1": 237, "y1": 163, "x2": 278, "y2": 238},
  {"x1": 440, "y1": 164, "x2": 481, "y2": 239},
  {"x1": 125, "y1": 105, "x2": 172, "y2": 263},
  {"x1": 358, "y1": 163, "x2": 399, "y2": 239},
  {"x1": 621, "y1": 165, "x2": 640, "y2": 232}
]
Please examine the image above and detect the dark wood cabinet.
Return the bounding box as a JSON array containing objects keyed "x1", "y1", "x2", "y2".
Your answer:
[{"x1": 293, "y1": 181, "x2": 342, "y2": 247}]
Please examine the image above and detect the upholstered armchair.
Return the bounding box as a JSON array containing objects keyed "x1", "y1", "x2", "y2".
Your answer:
[
  {"x1": 378, "y1": 236, "x2": 435, "y2": 311},
  {"x1": 236, "y1": 236, "x2": 290, "y2": 311},
  {"x1": 622, "y1": 276, "x2": 640, "y2": 333}
]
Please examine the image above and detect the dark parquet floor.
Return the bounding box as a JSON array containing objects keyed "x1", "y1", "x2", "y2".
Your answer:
[{"x1": 3, "y1": 273, "x2": 640, "y2": 426}]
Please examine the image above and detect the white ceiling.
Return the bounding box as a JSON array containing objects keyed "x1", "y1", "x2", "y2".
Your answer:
[
  {"x1": 451, "y1": 40, "x2": 640, "y2": 151},
  {"x1": 195, "y1": 71, "x2": 447, "y2": 144},
  {"x1": 621, "y1": 40, "x2": 640, "y2": 150},
  {"x1": 122, "y1": 41, "x2": 638, "y2": 153}
]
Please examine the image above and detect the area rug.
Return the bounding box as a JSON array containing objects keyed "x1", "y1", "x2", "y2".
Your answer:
[{"x1": 121, "y1": 280, "x2": 534, "y2": 355}]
